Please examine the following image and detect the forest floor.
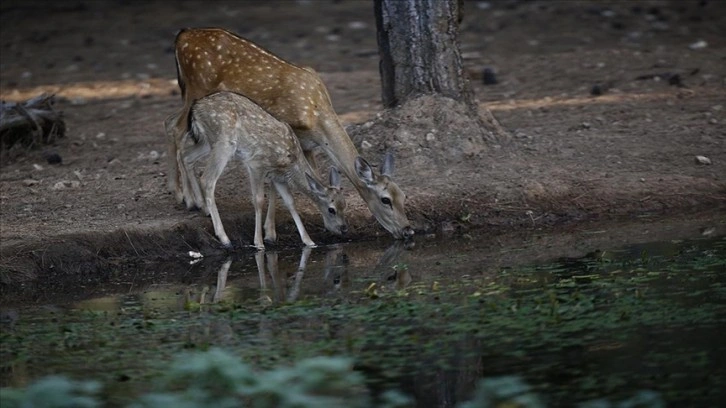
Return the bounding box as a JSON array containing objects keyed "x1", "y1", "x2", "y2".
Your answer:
[{"x1": 0, "y1": 0, "x2": 724, "y2": 280}]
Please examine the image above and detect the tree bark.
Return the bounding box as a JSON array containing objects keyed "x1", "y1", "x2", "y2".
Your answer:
[{"x1": 375, "y1": 0, "x2": 474, "y2": 109}]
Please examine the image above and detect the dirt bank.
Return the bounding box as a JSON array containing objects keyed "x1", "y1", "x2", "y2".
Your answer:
[{"x1": 1, "y1": 0, "x2": 724, "y2": 281}]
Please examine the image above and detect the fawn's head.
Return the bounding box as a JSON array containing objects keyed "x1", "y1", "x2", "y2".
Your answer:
[
  {"x1": 355, "y1": 153, "x2": 414, "y2": 240},
  {"x1": 306, "y1": 167, "x2": 348, "y2": 236}
]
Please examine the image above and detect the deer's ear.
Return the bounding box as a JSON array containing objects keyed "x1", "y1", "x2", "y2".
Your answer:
[
  {"x1": 328, "y1": 166, "x2": 342, "y2": 189},
  {"x1": 306, "y1": 173, "x2": 326, "y2": 197},
  {"x1": 355, "y1": 156, "x2": 375, "y2": 185},
  {"x1": 381, "y1": 151, "x2": 395, "y2": 177}
]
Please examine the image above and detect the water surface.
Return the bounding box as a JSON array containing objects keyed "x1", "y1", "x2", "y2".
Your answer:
[{"x1": 2, "y1": 219, "x2": 725, "y2": 406}]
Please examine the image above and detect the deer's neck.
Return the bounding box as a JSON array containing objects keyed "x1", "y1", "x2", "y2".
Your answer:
[
  {"x1": 289, "y1": 159, "x2": 324, "y2": 204},
  {"x1": 315, "y1": 118, "x2": 367, "y2": 193}
]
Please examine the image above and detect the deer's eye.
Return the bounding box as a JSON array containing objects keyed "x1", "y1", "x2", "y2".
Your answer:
[
  {"x1": 328, "y1": 207, "x2": 337, "y2": 215},
  {"x1": 381, "y1": 197, "x2": 392, "y2": 206}
]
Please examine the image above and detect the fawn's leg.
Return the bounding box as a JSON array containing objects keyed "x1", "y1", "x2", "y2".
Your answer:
[
  {"x1": 247, "y1": 169, "x2": 267, "y2": 250},
  {"x1": 200, "y1": 144, "x2": 234, "y2": 248},
  {"x1": 264, "y1": 187, "x2": 278, "y2": 243},
  {"x1": 273, "y1": 181, "x2": 316, "y2": 247},
  {"x1": 182, "y1": 138, "x2": 211, "y2": 213}
]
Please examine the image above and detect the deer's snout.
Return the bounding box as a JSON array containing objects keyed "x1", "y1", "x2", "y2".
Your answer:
[{"x1": 339, "y1": 224, "x2": 349, "y2": 235}]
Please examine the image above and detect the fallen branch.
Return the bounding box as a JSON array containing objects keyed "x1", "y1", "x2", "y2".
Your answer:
[{"x1": 0, "y1": 94, "x2": 65, "y2": 151}]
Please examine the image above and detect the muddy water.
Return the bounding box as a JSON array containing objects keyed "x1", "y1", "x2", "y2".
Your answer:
[{"x1": 1, "y1": 218, "x2": 725, "y2": 407}]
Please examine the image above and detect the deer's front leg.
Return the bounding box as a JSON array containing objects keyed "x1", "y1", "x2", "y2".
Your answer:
[
  {"x1": 264, "y1": 186, "x2": 278, "y2": 244},
  {"x1": 249, "y1": 172, "x2": 267, "y2": 250},
  {"x1": 200, "y1": 145, "x2": 233, "y2": 248},
  {"x1": 273, "y1": 181, "x2": 316, "y2": 247}
]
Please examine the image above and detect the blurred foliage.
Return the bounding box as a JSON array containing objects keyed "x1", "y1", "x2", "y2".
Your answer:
[{"x1": 0, "y1": 348, "x2": 667, "y2": 408}]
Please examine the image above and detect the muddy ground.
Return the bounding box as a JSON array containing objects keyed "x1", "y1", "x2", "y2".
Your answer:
[{"x1": 0, "y1": 0, "x2": 724, "y2": 281}]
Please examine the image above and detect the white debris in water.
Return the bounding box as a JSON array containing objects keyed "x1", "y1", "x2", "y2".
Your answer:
[{"x1": 188, "y1": 251, "x2": 203, "y2": 259}]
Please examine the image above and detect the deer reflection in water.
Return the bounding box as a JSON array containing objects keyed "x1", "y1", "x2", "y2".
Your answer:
[{"x1": 186, "y1": 240, "x2": 415, "y2": 308}]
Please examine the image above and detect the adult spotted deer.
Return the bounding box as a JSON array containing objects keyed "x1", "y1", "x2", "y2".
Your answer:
[
  {"x1": 182, "y1": 91, "x2": 348, "y2": 249},
  {"x1": 165, "y1": 27, "x2": 414, "y2": 240}
]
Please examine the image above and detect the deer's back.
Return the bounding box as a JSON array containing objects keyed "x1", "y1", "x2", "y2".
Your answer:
[
  {"x1": 190, "y1": 92, "x2": 300, "y2": 171},
  {"x1": 176, "y1": 28, "x2": 331, "y2": 131}
]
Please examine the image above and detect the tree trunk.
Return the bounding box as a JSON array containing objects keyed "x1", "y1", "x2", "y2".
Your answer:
[
  {"x1": 375, "y1": 0, "x2": 473, "y2": 109},
  {"x1": 351, "y1": 0, "x2": 507, "y2": 166}
]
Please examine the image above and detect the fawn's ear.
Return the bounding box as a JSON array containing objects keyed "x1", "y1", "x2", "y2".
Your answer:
[
  {"x1": 328, "y1": 166, "x2": 342, "y2": 189},
  {"x1": 355, "y1": 156, "x2": 375, "y2": 185},
  {"x1": 306, "y1": 173, "x2": 327, "y2": 197},
  {"x1": 380, "y1": 151, "x2": 395, "y2": 178}
]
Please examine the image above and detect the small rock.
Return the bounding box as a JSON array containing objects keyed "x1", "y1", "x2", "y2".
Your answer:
[
  {"x1": 43, "y1": 152, "x2": 62, "y2": 165},
  {"x1": 581, "y1": 122, "x2": 592, "y2": 129},
  {"x1": 96, "y1": 132, "x2": 106, "y2": 139},
  {"x1": 425, "y1": 132, "x2": 436, "y2": 142},
  {"x1": 50, "y1": 180, "x2": 76, "y2": 190},
  {"x1": 482, "y1": 67, "x2": 497, "y2": 85},
  {"x1": 33, "y1": 164, "x2": 44, "y2": 171},
  {"x1": 148, "y1": 150, "x2": 160, "y2": 160},
  {"x1": 689, "y1": 40, "x2": 708, "y2": 50},
  {"x1": 348, "y1": 21, "x2": 367, "y2": 30},
  {"x1": 709, "y1": 118, "x2": 718, "y2": 125},
  {"x1": 23, "y1": 179, "x2": 38, "y2": 186},
  {"x1": 695, "y1": 155, "x2": 711, "y2": 165},
  {"x1": 461, "y1": 51, "x2": 482, "y2": 60},
  {"x1": 627, "y1": 31, "x2": 642, "y2": 41},
  {"x1": 591, "y1": 84, "x2": 604, "y2": 96},
  {"x1": 651, "y1": 21, "x2": 670, "y2": 31},
  {"x1": 668, "y1": 74, "x2": 682, "y2": 86},
  {"x1": 360, "y1": 140, "x2": 372, "y2": 150}
]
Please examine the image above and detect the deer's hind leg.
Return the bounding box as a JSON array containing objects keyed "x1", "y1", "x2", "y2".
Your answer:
[
  {"x1": 247, "y1": 167, "x2": 268, "y2": 250},
  {"x1": 264, "y1": 187, "x2": 278, "y2": 244},
  {"x1": 198, "y1": 142, "x2": 234, "y2": 248},
  {"x1": 163, "y1": 110, "x2": 185, "y2": 204},
  {"x1": 181, "y1": 135, "x2": 210, "y2": 213}
]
